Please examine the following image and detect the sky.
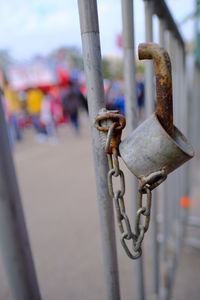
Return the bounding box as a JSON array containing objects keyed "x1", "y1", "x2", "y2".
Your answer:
[{"x1": 0, "y1": 0, "x2": 195, "y2": 62}]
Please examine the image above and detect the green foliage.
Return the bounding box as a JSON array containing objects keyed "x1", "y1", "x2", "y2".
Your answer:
[
  {"x1": 66, "y1": 47, "x2": 83, "y2": 69},
  {"x1": 102, "y1": 56, "x2": 144, "y2": 80},
  {"x1": 102, "y1": 58, "x2": 112, "y2": 79},
  {"x1": 136, "y1": 62, "x2": 144, "y2": 74},
  {"x1": 102, "y1": 56, "x2": 123, "y2": 80}
]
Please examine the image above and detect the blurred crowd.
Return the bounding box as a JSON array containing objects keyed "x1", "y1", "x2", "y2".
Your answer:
[
  {"x1": 0, "y1": 77, "x2": 144, "y2": 149},
  {"x1": 1, "y1": 79, "x2": 88, "y2": 148},
  {"x1": 105, "y1": 79, "x2": 145, "y2": 119}
]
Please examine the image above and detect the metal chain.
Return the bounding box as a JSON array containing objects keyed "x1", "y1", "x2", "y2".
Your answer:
[
  {"x1": 94, "y1": 110, "x2": 165, "y2": 260},
  {"x1": 107, "y1": 151, "x2": 152, "y2": 259},
  {"x1": 104, "y1": 122, "x2": 153, "y2": 259}
]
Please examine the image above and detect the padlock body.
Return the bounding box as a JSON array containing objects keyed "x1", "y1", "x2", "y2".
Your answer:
[{"x1": 119, "y1": 114, "x2": 194, "y2": 179}]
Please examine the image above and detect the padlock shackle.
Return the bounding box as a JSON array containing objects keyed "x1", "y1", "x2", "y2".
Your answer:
[{"x1": 138, "y1": 43, "x2": 174, "y2": 137}]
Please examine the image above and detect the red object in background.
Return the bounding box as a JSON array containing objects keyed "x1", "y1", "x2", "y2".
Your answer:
[
  {"x1": 116, "y1": 33, "x2": 123, "y2": 49},
  {"x1": 51, "y1": 97, "x2": 65, "y2": 125},
  {"x1": 57, "y1": 68, "x2": 70, "y2": 86},
  {"x1": 81, "y1": 84, "x2": 87, "y2": 97}
]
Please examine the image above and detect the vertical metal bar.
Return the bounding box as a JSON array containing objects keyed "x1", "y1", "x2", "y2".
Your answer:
[
  {"x1": 121, "y1": 0, "x2": 138, "y2": 133},
  {"x1": 165, "y1": 33, "x2": 177, "y2": 300},
  {"x1": 171, "y1": 38, "x2": 180, "y2": 225},
  {"x1": 144, "y1": 0, "x2": 154, "y2": 114},
  {"x1": 158, "y1": 22, "x2": 186, "y2": 300},
  {"x1": 165, "y1": 39, "x2": 188, "y2": 300},
  {"x1": 77, "y1": 1, "x2": 120, "y2": 299},
  {"x1": 180, "y1": 47, "x2": 190, "y2": 246},
  {"x1": 144, "y1": 1, "x2": 159, "y2": 298},
  {"x1": 178, "y1": 45, "x2": 186, "y2": 208},
  {"x1": 158, "y1": 18, "x2": 169, "y2": 300},
  {"x1": 181, "y1": 48, "x2": 190, "y2": 198},
  {"x1": 166, "y1": 40, "x2": 182, "y2": 300},
  {"x1": 166, "y1": 32, "x2": 176, "y2": 240},
  {"x1": 175, "y1": 40, "x2": 182, "y2": 219},
  {"x1": 187, "y1": 52, "x2": 195, "y2": 184},
  {"x1": 178, "y1": 44, "x2": 184, "y2": 199},
  {"x1": 121, "y1": 1, "x2": 145, "y2": 300},
  {"x1": 0, "y1": 97, "x2": 41, "y2": 300}
]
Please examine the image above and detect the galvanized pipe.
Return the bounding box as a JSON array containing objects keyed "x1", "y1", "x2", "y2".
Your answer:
[
  {"x1": 138, "y1": 43, "x2": 174, "y2": 137},
  {"x1": 77, "y1": 1, "x2": 120, "y2": 299},
  {"x1": 144, "y1": 3, "x2": 160, "y2": 299},
  {"x1": 173, "y1": 38, "x2": 181, "y2": 221},
  {"x1": 145, "y1": 3, "x2": 192, "y2": 300},
  {"x1": 164, "y1": 32, "x2": 177, "y2": 300},
  {"x1": 165, "y1": 32, "x2": 175, "y2": 239},
  {"x1": 144, "y1": 0, "x2": 154, "y2": 116},
  {"x1": 0, "y1": 97, "x2": 41, "y2": 300},
  {"x1": 178, "y1": 43, "x2": 185, "y2": 206},
  {"x1": 121, "y1": 0, "x2": 138, "y2": 132},
  {"x1": 164, "y1": 36, "x2": 188, "y2": 300},
  {"x1": 168, "y1": 42, "x2": 188, "y2": 300},
  {"x1": 158, "y1": 18, "x2": 169, "y2": 300},
  {"x1": 152, "y1": 0, "x2": 184, "y2": 48},
  {"x1": 121, "y1": 1, "x2": 145, "y2": 300},
  {"x1": 166, "y1": 38, "x2": 180, "y2": 300},
  {"x1": 143, "y1": 2, "x2": 160, "y2": 299}
]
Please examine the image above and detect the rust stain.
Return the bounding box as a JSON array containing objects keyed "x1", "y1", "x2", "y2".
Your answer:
[
  {"x1": 94, "y1": 112, "x2": 126, "y2": 132},
  {"x1": 138, "y1": 43, "x2": 174, "y2": 137},
  {"x1": 94, "y1": 111, "x2": 126, "y2": 154}
]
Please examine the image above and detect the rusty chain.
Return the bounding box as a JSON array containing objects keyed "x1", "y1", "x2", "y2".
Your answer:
[
  {"x1": 95, "y1": 110, "x2": 165, "y2": 259},
  {"x1": 106, "y1": 131, "x2": 152, "y2": 259}
]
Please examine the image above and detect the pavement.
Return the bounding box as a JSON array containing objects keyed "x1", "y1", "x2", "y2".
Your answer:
[{"x1": 0, "y1": 112, "x2": 199, "y2": 300}]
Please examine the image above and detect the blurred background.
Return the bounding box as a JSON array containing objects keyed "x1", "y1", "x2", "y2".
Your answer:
[
  {"x1": 0, "y1": 0, "x2": 196, "y2": 149},
  {"x1": 0, "y1": 1, "x2": 200, "y2": 300}
]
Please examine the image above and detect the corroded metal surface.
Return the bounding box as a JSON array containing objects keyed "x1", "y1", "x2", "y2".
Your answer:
[
  {"x1": 94, "y1": 109, "x2": 126, "y2": 154},
  {"x1": 119, "y1": 114, "x2": 194, "y2": 183},
  {"x1": 94, "y1": 111, "x2": 126, "y2": 132},
  {"x1": 139, "y1": 43, "x2": 174, "y2": 137}
]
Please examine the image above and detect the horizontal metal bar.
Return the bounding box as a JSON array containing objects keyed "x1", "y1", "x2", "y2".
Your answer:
[{"x1": 144, "y1": 0, "x2": 184, "y2": 48}]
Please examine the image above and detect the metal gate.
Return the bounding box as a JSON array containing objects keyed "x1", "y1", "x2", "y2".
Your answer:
[
  {"x1": 77, "y1": 1, "x2": 198, "y2": 300},
  {"x1": 0, "y1": 1, "x2": 198, "y2": 299}
]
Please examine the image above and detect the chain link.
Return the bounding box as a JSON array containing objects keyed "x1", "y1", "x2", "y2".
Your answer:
[
  {"x1": 107, "y1": 151, "x2": 152, "y2": 259},
  {"x1": 94, "y1": 110, "x2": 165, "y2": 260}
]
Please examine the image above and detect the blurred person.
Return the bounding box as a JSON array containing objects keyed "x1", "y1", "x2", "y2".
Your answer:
[
  {"x1": 26, "y1": 88, "x2": 45, "y2": 138},
  {"x1": 0, "y1": 87, "x2": 14, "y2": 148},
  {"x1": 4, "y1": 81, "x2": 22, "y2": 141},
  {"x1": 80, "y1": 83, "x2": 87, "y2": 97},
  {"x1": 50, "y1": 88, "x2": 65, "y2": 126},
  {"x1": 106, "y1": 80, "x2": 125, "y2": 115},
  {"x1": 137, "y1": 80, "x2": 145, "y2": 121},
  {"x1": 112, "y1": 95, "x2": 125, "y2": 115},
  {"x1": 40, "y1": 91, "x2": 57, "y2": 143},
  {"x1": 51, "y1": 97, "x2": 64, "y2": 125},
  {"x1": 62, "y1": 81, "x2": 88, "y2": 134}
]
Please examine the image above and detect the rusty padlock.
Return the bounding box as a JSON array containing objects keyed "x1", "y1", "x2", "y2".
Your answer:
[{"x1": 119, "y1": 43, "x2": 194, "y2": 189}]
